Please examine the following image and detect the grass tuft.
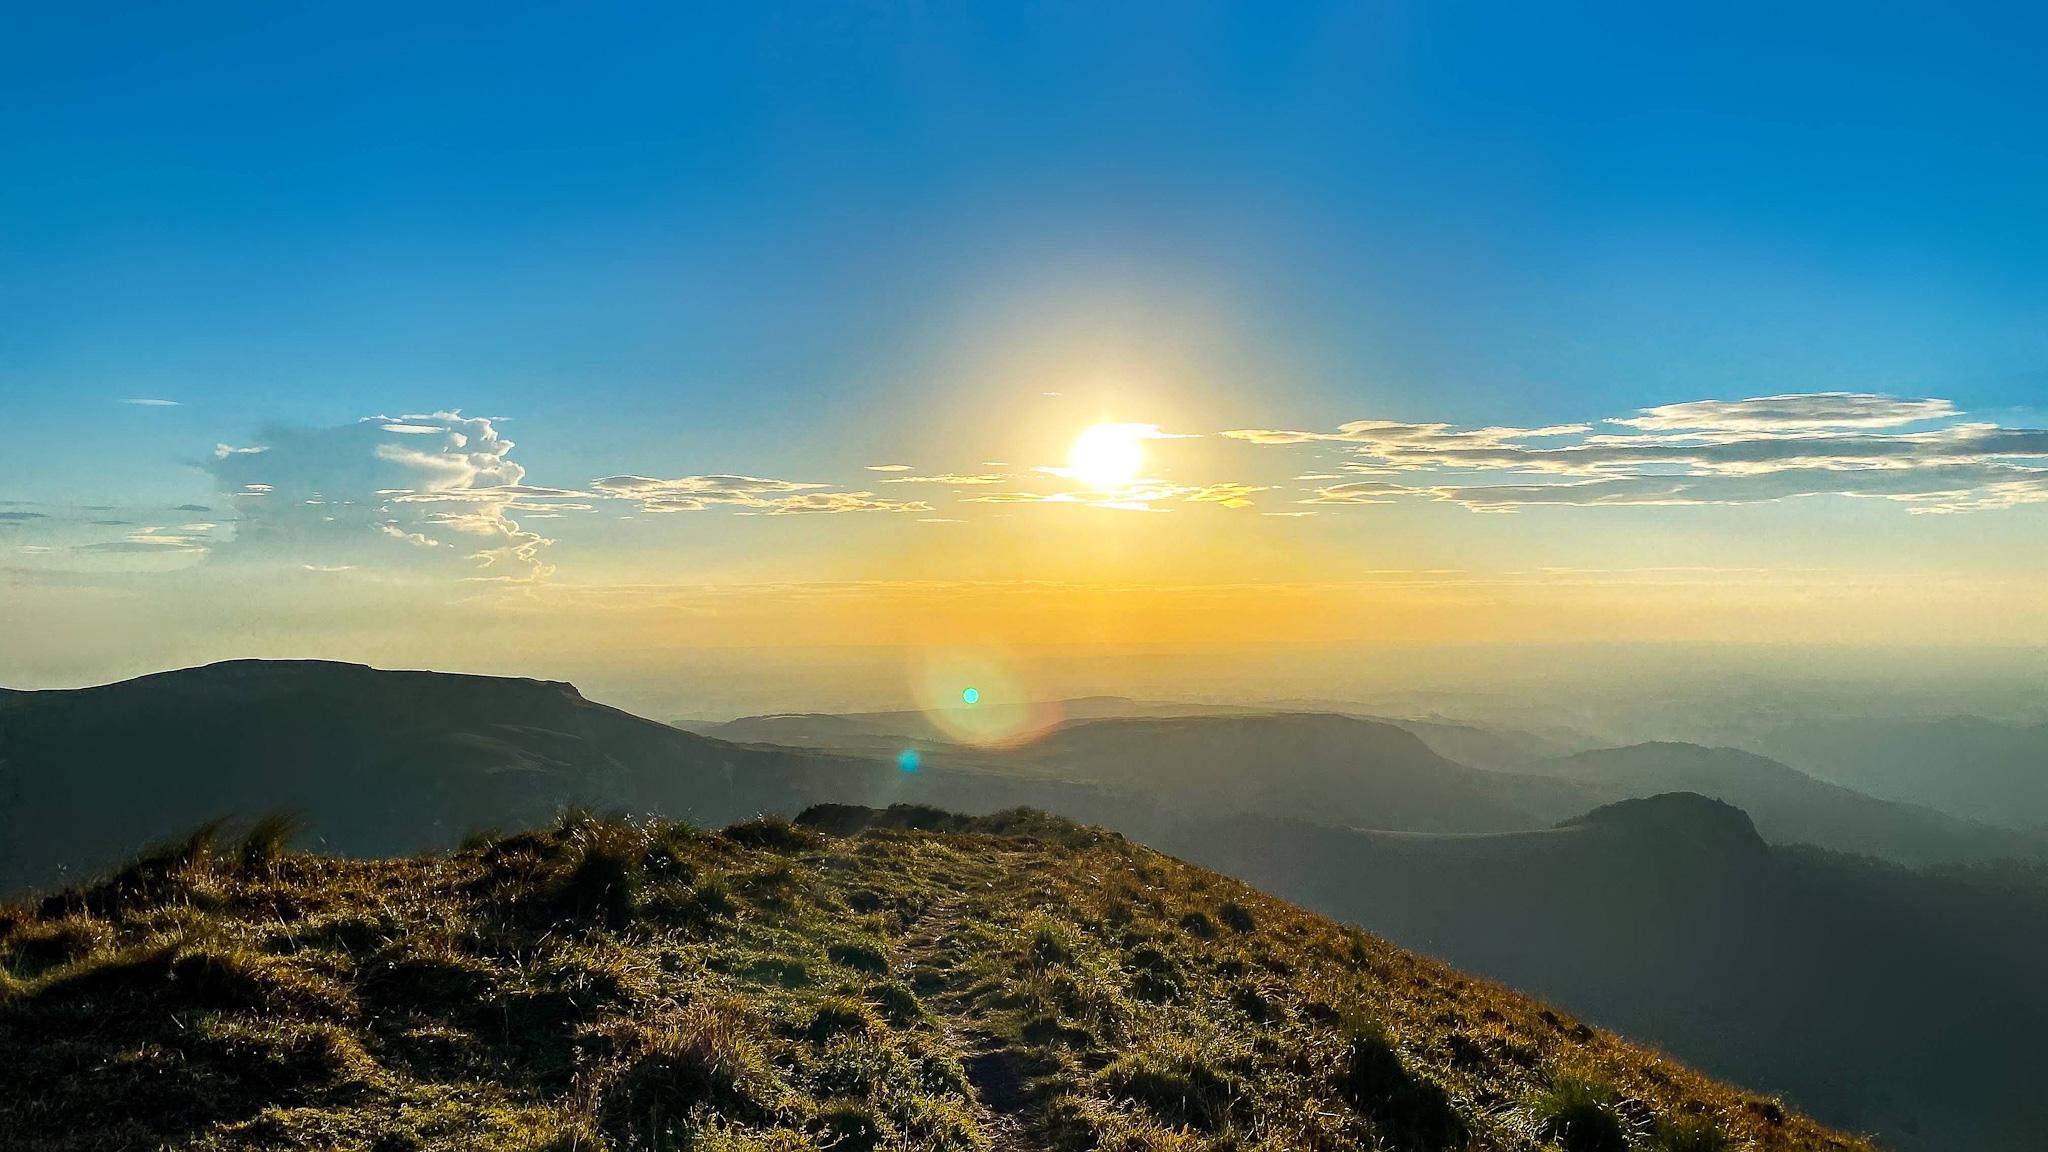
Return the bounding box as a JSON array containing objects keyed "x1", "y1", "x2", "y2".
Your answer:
[
  {"x1": 1526, "y1": 1073, "x2": 1634, "y2": 1152},
  {"x1": 236, "y1": 811, "x2": 306, "y2": 875}
]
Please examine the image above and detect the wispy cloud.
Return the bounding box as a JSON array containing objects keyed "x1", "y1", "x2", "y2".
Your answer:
[
  {"x1": 593, "y1": 474, "x2": 929, "y2": 514},
  {"x1": 75, "y1": 527, "x2": 209, "y2": 553},
  {"x1": 118, "y1": 398, "x2": 180, "y2": 406},
  {"x1": 968, "y1": 480, "x2": 1271, "y2": 512},
  {"x1": 1233, "y1": 392, "x2": 2048, "y2": 513},
  {"x1": 1613, "y1": 392, "x2": 1958, "y2": 431}
]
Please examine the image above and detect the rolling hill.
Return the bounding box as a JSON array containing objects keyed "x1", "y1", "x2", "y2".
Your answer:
[
  {"x1": 1749, "y1": 716, "x2": 2048, "y2": 830},
  {"x1": 1150, "y1": 794, "x2": 2048, "y2": 1152},
  {"x1": 0, "y1": 804, "x2": 1863, "y2": 1152},
  {"x1": 0, "y1": 660, "x2": 904, "y2": 893},
  {"x1": 1522, "y1": 742, "x2": 2048, "y2": 866}
]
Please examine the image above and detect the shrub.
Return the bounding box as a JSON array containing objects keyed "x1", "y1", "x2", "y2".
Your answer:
[
  {"x1": 1527, "y1": 1074, "x2": 1631, "y2": 1152},
  {"x1": 828, "y1": 941, "x2": 889, "y2": 974},
  {"x1": 722, "y1": 816, "x2": 824, "y2": 853},
  {"x1": 1029, "y1": 922, "x2": 1075, "y2": 969},
  {"x1": 812, "y1": 1097, "x2": 888, "y2": 1152},
  {"x1": 865, "y1": 980, "x2": 924, "y2": 1027},
  {"x1": 2, "y1": 916, "x2": 113, "y2": 978},
  {"x1": 1097, "y1": 1048, "x2": 1245, "y2": 1133},
  {"x1": 1650, "y1": 1116, "x2": 1733, "y2": 1152},
  {"x1": 548, "y1": 824, "x2": 647, "y2": 929},
  {"x1": 1216, "y1": 902, "x2": 1257, "y2": 934},
  {"x1": 1336, "y1": 1031, "x2": 1468, "y2": 1152},
  {"x1": 599, "y1": 1002, "x2": 777, "y2": 1144},
  {"x1": 805, "y1": 995, "x2": 881, "y2": 1042},
  {"x1": 236, "y1": 812, "x2": 306, "y2": 875},
  {"x1": 69, "y1": 818, "x2": 228, "y2": 911}
]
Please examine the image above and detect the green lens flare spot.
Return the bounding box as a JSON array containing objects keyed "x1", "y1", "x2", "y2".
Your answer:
[{"x1": 961, "y1": 687, "x2": 980, "y2": 704}]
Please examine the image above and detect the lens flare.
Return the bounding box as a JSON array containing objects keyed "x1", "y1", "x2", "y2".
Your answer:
[{"x1": 908, "y1": 647, "x2": 1062, "y2": 747}]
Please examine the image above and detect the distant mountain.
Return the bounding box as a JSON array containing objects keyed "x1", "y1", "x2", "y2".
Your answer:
[
  {"x1": 1749, "y1": 717, "x2": 2048, "y2": 829},
  {"x1": 993, "y1": 713, "x2": 1596, "y2": 833},
  {"x1": 693, "y1": 700, "x2": 1590, "y2": 774},
  {"x1": 1152, "y1": 793, "x2": 2048, "y2": 1152},
  {"x1": 698, "y1": 707, "x2": 1605, "y2": 834},
  {"x1": 701, "y1": 705, "x2": 2035, "y2": 865},
  {"x1": 0, "y1": 660, "x2": 961, "y2": 893},
  {"x1": 1371, "y1": 715, "x2": 1596, "y2": 772},
  {"x1": 685, "y1": 695, "x2": 1261, "y2": 754},
  {"x1": 1524, "y1": 742, "x2": 2048, "y2": 866}
]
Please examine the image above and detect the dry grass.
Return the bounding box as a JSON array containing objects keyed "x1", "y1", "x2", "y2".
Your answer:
[{"x1": 0, "y1": 805, "x2": 1871, "y2": 1152}]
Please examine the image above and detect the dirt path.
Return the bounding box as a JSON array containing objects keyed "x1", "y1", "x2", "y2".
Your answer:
[{"x1": 899, "y1": 877, "x2": 1038, "y2": 1152}]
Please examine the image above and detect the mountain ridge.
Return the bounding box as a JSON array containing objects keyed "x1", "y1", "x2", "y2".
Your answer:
[{"x1": 0, "y1": 803, "x2": 1865, "y2": 1152}]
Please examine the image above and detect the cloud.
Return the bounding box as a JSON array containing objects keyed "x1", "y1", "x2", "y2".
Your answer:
[
  {"x1": 880, "y1": 474, "x2": 1009, "y2": 485},
  {"x1": 1236, "y1": 392, "x2": 2048, "y2": 514},
  {"x1": 1224, "y1": 421, "x2": 1586, "y2": 447},
  {"x1": 1299, "y1": 481, "x2": 1408, "y2": 505},
  {"x1": 74, "y1": 527, "x2": 208, "y2": 554},
  {"x1": 754, "y1": 492, "x2": 933, "y2": 515},
  {"x1": 1302, "y1": 464, "x2": 2048, "y2": 514},
  {"x1": 119, "y1": 398, "x2": 179, "y2": 406},
  {"x1": 967, "y1": 479, "x2": 1269, "y2": 513},
  {"x1": 0, "y1": 512, "x2": 47, "y2": 521},
  {"x1": 1613, "y1": 392, "x2": 1958, "y2": 431},
  {"x1": 205, "y1": 411, "x2": 559, "y2": 578},
  {"x1": 865, "y1": 464, "x2": 913, "y2": 471},
  {"x1": 1182, "y1": 483, "x2": 1274, "y2": 508},
  {"x1": 592, "y1": 474, "x2": 926, "y2": 515}
]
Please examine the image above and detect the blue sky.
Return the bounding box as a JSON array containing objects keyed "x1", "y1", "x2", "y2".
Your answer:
[{"x1": 5, "y1": 2, "x2": 2048, "y2": 678}]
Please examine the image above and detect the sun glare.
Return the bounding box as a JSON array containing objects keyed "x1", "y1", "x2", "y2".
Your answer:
[{"x1": 1068, "y1": 424, "x2": 1145, "y2": 489}]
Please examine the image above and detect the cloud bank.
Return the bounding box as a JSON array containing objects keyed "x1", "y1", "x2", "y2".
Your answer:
[{"x1": 1230, "y1": 392, "x2": 2048, "y2": 513}]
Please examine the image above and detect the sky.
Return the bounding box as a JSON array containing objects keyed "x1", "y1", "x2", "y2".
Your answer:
[{"x1": 5, "y1": 1, "x2": 2048, "y2": 692}]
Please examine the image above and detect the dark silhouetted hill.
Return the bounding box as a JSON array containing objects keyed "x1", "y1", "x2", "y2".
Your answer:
[
  {"x1": 1752, "y1": 716, "x2": 2048, "y2": 829},
  {"x1": 1150, "y1": 792, "x2": 2048, "y2": 1152},
  {"x1": 0, "y1": 660, "x2": 922, "y2": 893},
  {"x1": 1527, "y1": 742, "x2": 2048, "y2": 865}
]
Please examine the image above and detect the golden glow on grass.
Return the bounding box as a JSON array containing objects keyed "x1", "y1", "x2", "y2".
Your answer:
[{"x1": 1068, "y1": 423, "x2": 1147, "y2": 489}]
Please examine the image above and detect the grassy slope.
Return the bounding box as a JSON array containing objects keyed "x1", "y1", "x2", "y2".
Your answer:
[{"x1": 0, "y1": 807, "x2": 1864, "y2": 1152}]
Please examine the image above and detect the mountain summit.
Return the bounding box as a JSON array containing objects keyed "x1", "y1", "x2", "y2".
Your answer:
[{"x1": 0, "y1": 805, "x2": 1863, "y2": 1152}]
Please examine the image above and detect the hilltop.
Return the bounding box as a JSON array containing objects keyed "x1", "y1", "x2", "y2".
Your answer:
[{"x1": 0, "y1": 805, "x2": 1858, "y2": 1152}]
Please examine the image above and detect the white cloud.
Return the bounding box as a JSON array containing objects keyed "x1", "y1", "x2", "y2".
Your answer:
[
  {"x1": 206, "y1": 411, "x2": 557, "y2": 578},
  {"x1": 966, "y1": 479, "x2": 1269, "y2": 512},
  {"x1": 880, "y1": 474, "x2": 1009, "y2": 485},
  {"x1": 1614, "y1": 392, "x2": 1958, "y2": 431},
  {"x1": 592, "y1": 474, "x2": 926, "y2": 514},
  {"x1": 865, "y1": 464, "x2": 913, "y2": 471},
  {"x1": 75, "y1": 527, "x2": 208, "y2": 554},
  {"x1": 119, "y1": 398, "x2": 179, "y2": 406},
  {"x1": 1235, "y1": 392, "x2": 2048, "y2": 514}
]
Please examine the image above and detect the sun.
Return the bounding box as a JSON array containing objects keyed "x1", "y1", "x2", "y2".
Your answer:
[{"x1": 1068, "y1": 424, "x2": 1145, "y2": 489}]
